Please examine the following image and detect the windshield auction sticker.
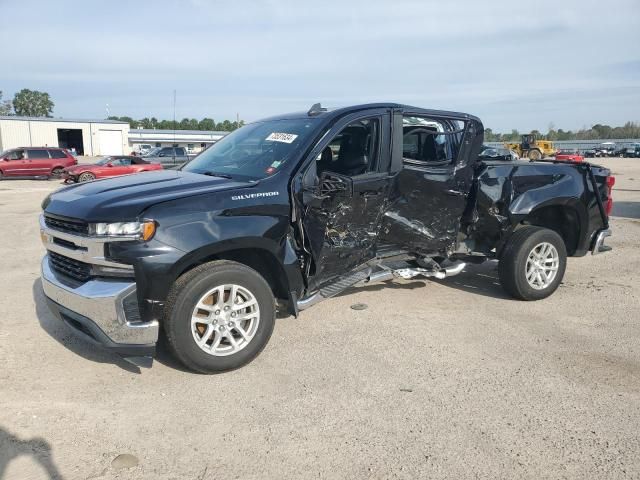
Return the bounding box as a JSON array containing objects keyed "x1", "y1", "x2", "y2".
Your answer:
[{"x1": 266, "y1": 132, "x2": 298, "y2": 144}]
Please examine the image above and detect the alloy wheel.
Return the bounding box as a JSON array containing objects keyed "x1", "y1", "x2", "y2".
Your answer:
[
  {"x1": 190, "y1": 284, "x2": 260, "y2": 356},
  {"x1": 525, "y1": 242, "x2": 560, "y2": 290}
]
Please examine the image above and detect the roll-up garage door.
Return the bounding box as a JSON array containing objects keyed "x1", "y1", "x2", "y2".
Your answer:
[{"x1": 98, "y1": 130, "x2": 123, "y2": 155}]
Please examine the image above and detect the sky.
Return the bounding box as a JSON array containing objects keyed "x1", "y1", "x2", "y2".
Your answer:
[{"x1": 1, "y1": 0, "x2": 639, "y2": 132}]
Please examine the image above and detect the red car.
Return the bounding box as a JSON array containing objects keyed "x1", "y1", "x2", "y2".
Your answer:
[
  {"x1": 555, "y1": 150, "x2": 584, "y2": 162},
  {"x1": 63, "y1": 156, "x2": 163, "y2": 183},
  {"x1": 0, "y1": 147, "x2": 77, "y2": 179}
]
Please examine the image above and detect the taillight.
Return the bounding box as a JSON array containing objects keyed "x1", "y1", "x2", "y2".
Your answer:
[{"x1": 605, "y1": 176, "x2": 615, "y2": 216}]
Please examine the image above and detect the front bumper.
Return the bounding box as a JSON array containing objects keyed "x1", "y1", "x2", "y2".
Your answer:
[{"x1": 41, "y1": 255, "x2": 158, "y2": 357}]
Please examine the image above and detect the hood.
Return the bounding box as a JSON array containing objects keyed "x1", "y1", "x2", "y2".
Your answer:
[{"x1": 43, "y1": 170, "x2": 256, "y2": 221}]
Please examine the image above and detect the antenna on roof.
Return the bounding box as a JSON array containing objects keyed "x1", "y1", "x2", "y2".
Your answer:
[{"x1": 307, "y1": 103, "x2": 327, "y2": 116}]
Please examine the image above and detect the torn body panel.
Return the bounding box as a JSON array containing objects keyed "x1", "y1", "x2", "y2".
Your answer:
[{"x1": 465, "y1": 160, "x2": 609, "y2": 256}]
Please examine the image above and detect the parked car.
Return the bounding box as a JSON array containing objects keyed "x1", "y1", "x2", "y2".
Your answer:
[
  {"x1": 137, "y1": 144, "x2": 153, "y2": 155},
  {"x1": 142, "y1": 146, "x2": 192, "y2": 166},
  {"x1": 613, "y1": 146, "x2": 628, "y2": 157},
  {"x1": 62, "y1": 155, "x2": 163, "y2": 183},
  {"x1": 478, "y1": 145, "x2": 518, "y2": 161},
  {"x1": 0, "y1": 147, "x2": 77, "y2": 179},
  {"x1": 596, "y1": 142, "x2": 617, "y2": 157},
  {"x1": 555, "y1": 149, "x2": 584, "y2": 162},
  {"x1": 583, "y1": 148, "x2": 597, "y2": 158},
  {"x1": 623, "y1": 143, "x2": 640, "y2": 158},
  {"x1": 39, "y1": 103, "x2": 614, "y2": 373}
]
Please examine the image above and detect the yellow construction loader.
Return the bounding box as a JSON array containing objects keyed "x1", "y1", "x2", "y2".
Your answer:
[{"x1": 505, "y1": 134, "x2": 555, "y2": 160}]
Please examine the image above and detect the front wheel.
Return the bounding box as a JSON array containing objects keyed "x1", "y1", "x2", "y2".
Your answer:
[
  {"x1": 77, "y1": 172, "x2": 95, "y2": 182},
  {"x1": 528, "y1": 149, "x2": 542, "y2": 160},
  {"x1": 50, "y1": 167, "x2": 64, "y2": 179},
  {"x1": 498, "y1": 226, "x2": 567, "y2": 301},
  {"x1": 164, "y1": 260, "x2": 276, "y2": 373}
]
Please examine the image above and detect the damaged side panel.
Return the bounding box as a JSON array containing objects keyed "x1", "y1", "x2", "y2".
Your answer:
[
  {"x1": 466, "y1": 161, "x2": 590, "y2": 255},
  {"x1": 379, "y1": 167, "x2": 467, "y2": 255},
  {"x1": 378, "y1": 116, "x2": 482, "y2": 257}
]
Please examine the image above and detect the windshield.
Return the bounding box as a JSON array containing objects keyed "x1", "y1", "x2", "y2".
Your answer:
[
  {"x1": 182, "y1": 118, "x2": 317, "y2": 180},
  {"x1": 143, "y1": 147, "x2": 162, "y2": 157},
  {"x1": 96, "y1": 156, "x2": 114, "y2": 165}
]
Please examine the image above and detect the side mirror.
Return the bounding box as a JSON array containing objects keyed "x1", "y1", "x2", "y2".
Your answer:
[
  {"x1": 158, "y1": 153, "x2": 166, "y2": 157},
  {"x1": 107, "y1": 163, "x2": 113, "y2": 167}
]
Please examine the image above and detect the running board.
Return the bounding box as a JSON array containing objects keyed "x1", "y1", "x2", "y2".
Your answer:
[{"x1": 297, "y1": 261, "x2": 466, "y2": 311}]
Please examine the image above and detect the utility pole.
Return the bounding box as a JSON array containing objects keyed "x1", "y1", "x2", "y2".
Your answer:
[{"x1": 173, "y1": 89, "x2": 177, "y2": 146}]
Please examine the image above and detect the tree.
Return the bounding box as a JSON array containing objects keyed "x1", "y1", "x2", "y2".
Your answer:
[
  {"x1": 217, "y1": 120, "x2": 233, "y2": 131},
  {"x1": 179, "y1": 118, "x2": 198, "y2": 130},
  {"x1": 12, "y1": 89, "x2": 54, "y2": 117},
  {"x1": 138, "y1": 117, "x2": 153, "y2": 129},
  {"x1": 198, "y1": 118, "x2": 216, "y2": 131},
  {"x1": 0, "y1": 91, "x2": 12, "y2": 115}
]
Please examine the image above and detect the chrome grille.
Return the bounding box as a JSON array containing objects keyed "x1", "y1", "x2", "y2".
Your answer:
[{"x1": 49, "y1": 251, "x2": 92, "y2": 282}]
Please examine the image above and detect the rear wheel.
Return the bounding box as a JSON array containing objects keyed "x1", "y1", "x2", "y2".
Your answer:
[
  {"x1": 164, "y1": 260, "x2": 276, "y2": 373},
  {"x1": 498, "y1": 226, "x2": 567, "y2": 301},
  {"x1": 78, "y1": 172, "x2": 95, "y2": 182},
  {"x1": 50, "y1": 167, "x2": 64, "y2": 179},
  {"x1": 528, "y1": 149, "x2": 542, "y2": 160}
]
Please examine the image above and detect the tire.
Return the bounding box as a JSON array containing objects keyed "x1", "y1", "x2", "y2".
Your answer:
[
  {"x1": 164, "y1": 260, "x2": 276, "y2": 373},
  {"x1": 498, "y1": 226, "x2": 567, "y2": 301},
  {"x1": 528, "y1": 149, "x2": 542, "y2": 160},
  {"x1": 0, "y1": 170, "x2": 3, "y2": 180},
  {"x1": 78, "y1": 172, "x2": 95, "y2": 182},
  {"x1": 50, "y1": 167, "x2": 64, "y2": 179}
]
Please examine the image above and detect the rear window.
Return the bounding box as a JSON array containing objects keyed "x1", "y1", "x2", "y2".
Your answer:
[
  {"x1": 402, "y1": 116, "x2": 465, "y2": 166},
  {"x1": 27, "y1": 149, "x2": 50, "y2": 159},
  {"x1": 48, "y1": 149, "x2": 68, "y2": 158}
]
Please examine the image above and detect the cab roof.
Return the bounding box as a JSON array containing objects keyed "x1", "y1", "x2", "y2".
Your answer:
[{"x1": 255, "y1": 103, "x2": 481, "y2": 124}]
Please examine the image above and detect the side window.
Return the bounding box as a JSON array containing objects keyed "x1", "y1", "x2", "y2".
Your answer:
[
  {"x1": 317, "y1": 117, "x2": 380, "y2": 177},
  {"x1": 111, "y1": 158, "x2": 132, "y2": 166},
  {"x1": 160, "y1": 147, "x2": 174, "y2": 156},
  {"x1": 26, "y1": 149, "x2": 50, "y2": 159},
  {"x1": 7, "y1": 150, "x2": 24, "y2": 160},
  {"x1": 48, "y1": 149, "x2": 67, "y2": 159},
  {"x1": 402, "y1": 116, "x2": 465, "y2": 166},
  {"x1": 175, "y1": 147, "x2": 186, "y2": 155}
]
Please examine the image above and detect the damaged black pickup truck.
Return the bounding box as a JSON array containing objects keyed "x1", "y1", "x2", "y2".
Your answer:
[{"x1": 39, "y1": 103, "x2": 615, "y2": 373}]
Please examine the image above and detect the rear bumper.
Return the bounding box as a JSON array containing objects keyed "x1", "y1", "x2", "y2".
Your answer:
[
  {"x1": 591, "y1": 228, "x2": 612, "y2": 255},
  {"x1": 41, "y1": 255, "x2": 158, "y2": 356}
]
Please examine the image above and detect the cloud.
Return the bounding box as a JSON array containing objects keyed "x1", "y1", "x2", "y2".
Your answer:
[{"x1": 0, "y1": 0, "x2": 638, "y2": 130}]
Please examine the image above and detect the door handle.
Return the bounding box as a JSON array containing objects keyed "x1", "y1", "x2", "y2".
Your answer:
[
  {"x1": 445, "y1": 189, "x2": 466, "y2": 197},
  {"x1": 360, "y1": 190, "x2": 381, "y2": 197}
]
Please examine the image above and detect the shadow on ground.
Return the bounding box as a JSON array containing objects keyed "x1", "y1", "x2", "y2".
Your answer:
[
  {"x1": 0, "y1": 426, "x2": 64, "y2": 479},
  {"x1": 339, "y1": 261, "x2": 510, "y2": 300},
  {"x1": 32, "y1": 279, "x2": 141, "y2": 373},
  {"x1": 612, "y1": 201, "x2": 640, "y2": 220},
  {"x1": 430, "y1": 261, "x2": 512, "y2": 300}
]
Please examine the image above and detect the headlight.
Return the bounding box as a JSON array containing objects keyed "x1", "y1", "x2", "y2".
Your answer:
[{"x1": 89, "y1": 220, "x2": 156, "y2": 240}]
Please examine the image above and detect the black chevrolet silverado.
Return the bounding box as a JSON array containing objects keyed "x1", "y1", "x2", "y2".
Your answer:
[{"x1": 39, "y1": 103, "x2": 615, "y2": 373}]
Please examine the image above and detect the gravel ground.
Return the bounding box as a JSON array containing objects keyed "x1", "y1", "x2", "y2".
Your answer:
[{"x1": 0, "y1": 158, "x2": 638, "y2": 480}]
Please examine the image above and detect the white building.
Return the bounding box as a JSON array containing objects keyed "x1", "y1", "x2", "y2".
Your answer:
[
  {"x1": 0, "y1": 116, "x2": 231, "y2": 157},
  {"x1": 0, "y1": 116, "x2": 130, "y2": 155},
  {"x1": 128, "y1": 129, "x2": 228, "y2": 154}
]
